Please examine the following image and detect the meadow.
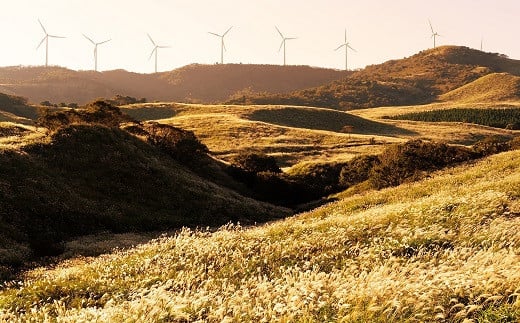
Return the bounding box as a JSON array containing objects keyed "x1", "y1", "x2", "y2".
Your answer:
[{"x1": 1, "y1": 148, "x2": 519, "y2": 322}]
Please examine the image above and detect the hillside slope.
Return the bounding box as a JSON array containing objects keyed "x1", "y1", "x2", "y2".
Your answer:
[
  {"x1": 0, "y1": 65, "x2": 347, "y2": 105},
  {"x1": 1, "y1": 148, "x2": 519, "y2": 321},
  {"x1": 440, "y1": 72, "x2": 520, "y2": 103},
  {"x1": 0, "y1": 123, "x2": 287, "y2": 266},
  {"x1": 230, "y1": 46, "x2": 520, "y2": 109}
]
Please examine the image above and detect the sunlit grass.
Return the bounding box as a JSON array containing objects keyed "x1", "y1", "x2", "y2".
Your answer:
[{"x1": 1, "y1": 150, "x2": 519, "y2": 321}]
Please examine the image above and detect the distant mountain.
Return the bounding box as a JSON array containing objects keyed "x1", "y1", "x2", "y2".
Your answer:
[
  {"x1": 228, "y1": 46, "x2": 520, "y2": 109},
  {"x1": 0, "y1": 64, "x2": 348, "y2": 105}
]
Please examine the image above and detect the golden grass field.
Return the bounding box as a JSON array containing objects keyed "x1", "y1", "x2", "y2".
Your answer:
[
  {"x1": 0, "y1": 97, "x2": 519, "y2": 321},
  {"x1": 122, "y1": 102, "x2": 516, "y2": 167},
  {"x1": 1, "y1": 147, "x2": 519, "y2": 322}
]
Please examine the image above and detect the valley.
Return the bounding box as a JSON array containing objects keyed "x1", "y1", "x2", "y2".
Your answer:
[{"x1": 0, "y1": 45, "x2": 519, "y2": 321}]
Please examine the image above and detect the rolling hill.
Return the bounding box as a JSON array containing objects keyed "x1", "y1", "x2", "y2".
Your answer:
[
  {"x1": 0, "y1": 64, "x2": 347, "y2": 105},
  {"x1": 229, "y1": 46, "x2": 520, "y2": 109},
  {"x1": 1, "y1": 148, "x2": 519, "y2": 321},
  {"x1": 0, "y1": 115, "x2": 288, "y2": 269},
  {"x1": 440, "y1": 72, "x2": 520, "y2": 103}
]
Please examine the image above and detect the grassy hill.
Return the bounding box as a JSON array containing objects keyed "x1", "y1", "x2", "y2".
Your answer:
[
  {"x1": 440, "y1": 72, "x2": 520, "y2": 103},
  {"x1": 122, "y1": 103, "x2": 407, "y2": 167},
  {"x1": 229, "y1": 46, "x2": 520, "y2": 109},
  {"x1": 0, "y1": 118, "x2": 288, "y2": 270},
  {"x1": 1, "y1": 148, "x2": 519, "y2": 321},
  {"x1": 0, "y1": 65, "x2": 346, "y2": 105}
]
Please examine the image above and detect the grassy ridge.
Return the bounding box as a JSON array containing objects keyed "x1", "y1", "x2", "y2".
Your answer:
[
  {"x1": 0, "y1": 124, "x2": 287, "y2": 269},
  {"x1": 388, "y1": 107, "x2": 520, "y2": 129},
  {"x1": 440, "y1": 72, "x2": 520, "y2": 103},
  {"x1": 1, "y1": 149, "x2": 519, "y2": 321}
]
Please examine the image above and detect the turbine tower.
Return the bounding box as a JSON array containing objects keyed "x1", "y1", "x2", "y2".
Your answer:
[
  {"x1": 36, "y1": 19, "x2": 65, "y2": 67},
  {"x1": 83, "y1": 34, "x2": 111, "y2": 72},
  {"x1": 147, "y1": 33, "x2": 170, "y2": 73},
  {"x1": 335, "y1": 29, "x2": 356, "y2": 71},
  {"x1": 276, "y1": 26, "x2": 296, "y2": 66},
  {"x1": 429, "y1": 19, "x2": 441, "y2": 48},
  {"x1": 208, "y1": 26, "x2": 232, "y2": 64}
]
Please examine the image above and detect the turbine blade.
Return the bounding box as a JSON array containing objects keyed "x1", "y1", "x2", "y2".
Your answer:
[
  {"x1": 208, "y1": 31, "x2": 221, "y2": 37},
  {"x1": 344, "y1": 29, "x2": 347, "y2": 43},
  {"x1": 83, "y1": 34, "x2": 95, "y2": 44},
  {"x1": 147, "y1": 33, "x2": 156, "y2": 46},
  {"x1": 223, "y1": 26, "x2": 233, "y2": 36},
  {"x1": 158, "y1": 45, "x2": 170, "y2": 48},
  {"x1": 286, "y1": 37, "x2": 297, "y2": 40},
  {"x1": 347, "y1": 44, "x2": 356, "y2": 52},
  {"x1": 335, "y1": 44, "x2": 346, "y2": 51},
  {"x1": 275, "y1": 26, "x2": 284, "y2": 39},
  {"x1": 428, "y1": 19, "x2": 434, "y2": 33},
  {"x1": 278, "y1": 40, "x2": 284, "y2": 52},
  {"x1": 49, "y1": 35, "x2": 65, "y2": 38},
  {"x1": 148, "y1": 47, "x2": 157, "y2": 60},
  {"x1": 223, "y1": 41, "x2": 227, "y2": 52},
  {"x1": 36, "y1": 36, "x2": 46, "y2": 50},
  {"x1": 98, "y1": 39, "x2": 111, "y2": 45},
  {"x1": 38, "y1": 19, "x2": 47, "y2": 34}
]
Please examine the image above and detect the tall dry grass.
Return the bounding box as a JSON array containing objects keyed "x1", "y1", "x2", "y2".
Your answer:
[{"x1": 1, "y1": 149, "x2": 519, "y2": 321}]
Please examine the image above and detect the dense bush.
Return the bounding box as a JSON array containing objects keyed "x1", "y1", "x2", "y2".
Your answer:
[
  {"x1": 231, "y1": 152, "x2": 282, "y2": 174},
  {"x1": 369, "y1": 140, "x2": 477, "y2": 189},
  {"x1": 37, "y1": 100, "x2": 133, "y2": 130},
  {"x1": 339, "y1": 155, "x2": 379, "y2": 188},
  {"x1": 473, "y1": 135, "x2": 514, "y2": 156},
  {"x1": 143, "y1": 122, "x2": 208, "y2": 163},
  {"x1": 288, "y1": 161, "x2": 349, "y2": 196},
  {"x1": 388, "y1": 108, "x2": 520, "y2": 129},
  {"x1": 106, "y1": 94, "x2": 147, "y2": 106}
]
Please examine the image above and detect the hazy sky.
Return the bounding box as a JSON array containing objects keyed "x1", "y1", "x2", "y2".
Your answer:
[{"x1": 0, "y1": 0, "x2": 518, "y2": 73}]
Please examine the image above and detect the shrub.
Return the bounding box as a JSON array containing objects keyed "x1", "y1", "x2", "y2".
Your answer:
[
  {"x1": 144, "y1": 122, "x2": 208, "y2": 163},
  {"x1": 37, "y1": 100, "x2": 134, "y2": 131},
  {"x1": 231, "y1": 152, "x2": 282, "y2": 174},
  {"x1": 370, "y1": 140, "x2": 476, "y2": 189},
  {"x1": 473, "y1": 135, "x2": 512, "y2": 156},
  {"x1": 339, "y1": 155, "x2": 379, "y2": 188}
]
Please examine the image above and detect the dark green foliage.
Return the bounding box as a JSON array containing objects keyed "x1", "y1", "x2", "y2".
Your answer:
[
  {"x1": 388, "y1": 108, "x2": 520, "y2": 129},
  {"x1": 0, "y1": 93, "x2": 27, "y2": 106},
  {"x1": 369, "y1": 140, "x2": 477, "y2": 189},
  {"x1": 106, "y1": 94, "x2": 147, "y2": 106},
  {"x1": 339, "y1": 155, "x2": 379, "y2": 188},
  {"x1": 473, "y1": 135, "x2": 513, "y2": 156},
  {"x1": 0, "y1": 125, "x2": 286, "y2": 263},
  {"x1": 37, "y1": 100, "x2": 134, "y2": 130},
  {"x1": 231, "y1": 152, "x2": 282, "y2": 174},
  {"x1": 289, "y1": 162, "x2": 349, "y2": 196},
  {"x1": 144, "y1": 122, "x2": 208, "y2": 163}
]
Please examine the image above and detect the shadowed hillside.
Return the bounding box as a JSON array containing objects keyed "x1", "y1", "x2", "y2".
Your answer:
[
  {"x1": 229, "y1": 46, "x2": 520, "y2": 109},
  {"x1": 0, "y1": 114, "x2": 288, "y2": 267},
  {"x1": 0, "y1": 65, "x2": 347, "y2": 105},
  {"x1": 2, "y1": 149, "x2": 519, "y2": 321}
]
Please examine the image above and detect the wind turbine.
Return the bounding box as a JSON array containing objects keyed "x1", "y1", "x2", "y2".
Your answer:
[
  {"x1": 276, "y1": 26, "x2": 296, "y2": 66},
  {"x1": 335, "y1": 29, "x2": 356, "y2": 71},
  {"x1": 83, "y1": 34, "x2": 111, "y2": 72},
  {"x1": 428, "y1": 19, "x2": 441, "y2": 48},
  {"x1": 147, "y1": 33, "x2": 169, "y2": 73},
  {"x1": 208, "y1": 26, "x2": 232, "y2": 64},
  {"x1": 36, "y1": 19, "x2": 65, "y2": 67}
]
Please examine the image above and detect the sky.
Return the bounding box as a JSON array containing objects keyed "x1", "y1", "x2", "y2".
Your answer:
[{"x1": 0, "y1": 0, "x2": 518, "y2": 73}]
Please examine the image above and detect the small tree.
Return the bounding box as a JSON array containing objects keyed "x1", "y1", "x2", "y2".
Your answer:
[{"x1": 231, "y1": 152, "x2": 281, "y2": 174}]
